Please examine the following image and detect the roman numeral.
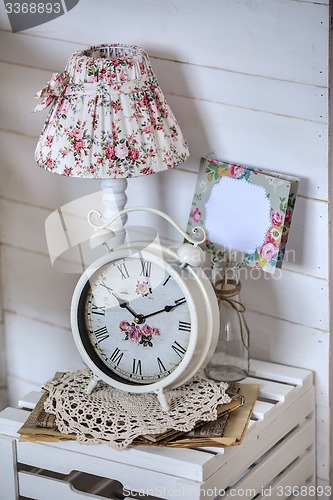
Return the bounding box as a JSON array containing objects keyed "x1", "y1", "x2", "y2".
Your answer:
[
  {"x1": 172, "y1": 341, "x2": 187, "y2": 358},
  {"x1": 175, "y1": 297, "x2": 186, "y2": 305},
  {"x1": 100, "y1": 281, "x2": 112, "y2": 293},
  {"x1": 94, "y1": 326, "x2": 109, "y2": 343},
  {"x1": 91, "y1": 303, "x2": 106, "y2": 315},
  {"x1": 132, "y1": 359, "x2": 142, "y2": 376},
  {"x1": 163, "y1": 275, "x2": 171, "y2": 286},
  {"x1": 157, "y1": 357, "x2": 166, "y2": 373},
  {"x1": 117, "y1": 263, "x2": 130, "y2": 280},
  {"x1": 140, "y1": 260, "x2": 151, "y2": 277},
  {"x1": 109, "y1": 347, "x2": 124, "y2": 366},
  {"x1": 179, "y1": 321, "x2": 191, "y2": 332}
]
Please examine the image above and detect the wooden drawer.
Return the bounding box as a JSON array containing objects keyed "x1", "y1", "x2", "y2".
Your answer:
[{"x1": 0, "y1": 360, "x2": 316, "y2": 499}]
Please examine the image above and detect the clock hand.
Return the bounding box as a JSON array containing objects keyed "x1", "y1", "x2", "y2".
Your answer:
[
  {"x1": 121, "y1": 302, "x2": 139, "y2": 317},
  {"x1": 111, "y1": 292, "x2": 138, "y2": 318},
  {"x1": 143, "y1": 298, "x2": 186, "y2": 319}
]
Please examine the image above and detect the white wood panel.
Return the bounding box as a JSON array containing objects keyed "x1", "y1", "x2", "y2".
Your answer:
[
  {"x1": 18, "y1": 471, "x2": 113, "y2": 500},
  {"x1": 0, "y1": 130, "x2": 197, "y2": 224},
  {"x1": 301, "y1": 0, "x2": 329, "y2": 3},
  {"x1": 4, "y1": 312, "x2": 84, "y2": 384},
  {"x1": 242, "y1": 268, "x2": 329, "y2": 331},
  {"x1": 203, "y1": 388, "x2": 315, "y2": 488},
  {"x1": 1, "y1": 246, "x2": 78, "y2": 329},
  {"x1": 0, "y1": 62, "x2": 51, "y2": 136},
  {"x1": 0, "y1": 259, "x2": 3, "y2": 324},
  {"x1": 6, "y1": 376, "x2": 42, "y2": 408},
  {"x1": 316, "y1": 405, "x2": 330, "y2": 481},
  {"x1": 0, "y1": 244, "x2": 328, "y2": 334},
  {"x1": 261, "y1": 453, "x2": 316, "y2": 500},
  {"x1": 173, "y1": 95, "x2": 328, "y2": 201},
  {"x1": 0, "y1": 435, "x2": 18, "y2": 500},
  {"x1": 16, "y1": 440, "x2": 206, "y2": 496},
  {"x1": 251, "y1": 400, "x2": 275, "y2": 420},
  {"x1": 0, "y1": 64, "x2": 328, "y2": 201},
  {"x1": 0, "y1": 131, "x2": 197, "y2": 233},
  {"x1": 18, "y1": 391, "x2": 43, "y2": 410},
  {"x1": 224, "y1": 419, "x2": 314, "y2": 496},
  {"x1": 0, "y1": 31, "x2": 84, "y2": 71},
  {"x1": 0, "y1": 199, "x2": 50, "y2": 255},
  {"x1": 0, "y1": 360, "x2": 315, "y2": 497},
  {"x1": 0, "y1": 406, "x2": 31, "y2": 431},
  {"x1": 247, "y1": 311, "x2": 329, "y2": 406},
  {"x1": 249, "y1": 359, "x2": 313, "y2": 391},
  {"x1": 0, "y1": 173, "x2": 329, "y2": 280},
  {"x1": 0, "y1": 389, "x2": 9, "y2": 412},
  {"x1": 0, "y1": 132, "x2": 98, "y2": 210},
  {"x1": 0, "y1": 0, "x2": 328, "y2": 86},
  {"x1": 246, "y1": 377, "x2": 295, "y2": 402},
  {"x1": 154, "y1": 59, "x2": 328, "y2": 124},
  {"x1": 2, "y1": 409, "x2": 215, "y2": 485},
  {"x1": 0, "y1": 244, "x2": 4, "y2": 389},
  {"x1": 0, "y1": 31, "x2": 327, "y2": 125},
  {"x1": 0, "y1": 192, "x2": 328, "y2": 278},
  {"x1": 1, "y1": 382, "x2": 314, "y2": 487},
  {"x1": 0, "y1": 323, "x2": 6, "y2": 386},
  {"x1": 283, "y1": 197, "x2": 328, "y2": 279},
  {"x1": 0, "y1": 157, "x2": 197, "y2": 251},
  {"x1": 19, "y1": 399, "x2": 311, "y2": 492},
  {"x1": 317, "y1": 478, "x2": 331, "y2": 491}
]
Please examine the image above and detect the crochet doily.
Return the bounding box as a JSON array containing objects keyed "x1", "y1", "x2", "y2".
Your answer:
[{"x1": 44, "y1": 369, "x2": 230, "y2": 449}]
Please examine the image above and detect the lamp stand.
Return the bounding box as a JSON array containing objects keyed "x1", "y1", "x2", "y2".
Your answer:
[{"x1": 91, "y1": 178, "x2": 128, "y2": 250}]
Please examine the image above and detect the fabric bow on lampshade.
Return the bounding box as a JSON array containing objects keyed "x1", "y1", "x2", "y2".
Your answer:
[
  {"x1": 33, "y1": 72, "x2": 69, "y2": 112},
  {"x1": 33, "y1": 43, "x2": 190, "y2": 179}
]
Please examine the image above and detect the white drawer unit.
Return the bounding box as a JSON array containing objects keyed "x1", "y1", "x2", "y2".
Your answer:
[{"x1": 0, "y1": 360, "x2": 316, "y2": 500}]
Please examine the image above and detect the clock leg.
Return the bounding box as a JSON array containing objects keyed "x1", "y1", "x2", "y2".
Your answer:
[
  {"x1": 155, "y1": 389, "x2": 170, "y2": 412},
  {"x1": 85, "y1": 374, "x2": 100, "y2": 395}
]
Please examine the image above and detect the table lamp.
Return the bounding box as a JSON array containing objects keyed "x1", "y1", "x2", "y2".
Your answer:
[{"x1": 33, "y1": 43, "x2": 189, "y2": 250}]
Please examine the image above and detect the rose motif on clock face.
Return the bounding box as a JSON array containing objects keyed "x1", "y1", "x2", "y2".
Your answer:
[
  {"x1": 135, "y1": 280, "x2": 152, "y2": 297},
  {"x1": 84, "y1": 255, "x2": 192, "y2": 383},
  {"x1": 119, "y1": 320, "x2": 160, "y2": 347}
]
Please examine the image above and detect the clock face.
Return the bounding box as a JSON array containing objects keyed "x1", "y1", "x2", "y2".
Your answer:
[{"x1": 81, "y1": 255, "x2": 192, "y2": 384}]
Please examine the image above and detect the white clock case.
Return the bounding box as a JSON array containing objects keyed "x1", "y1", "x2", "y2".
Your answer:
[{"x1": 71, "y1": 241, "x2": 219, "y2": 410}]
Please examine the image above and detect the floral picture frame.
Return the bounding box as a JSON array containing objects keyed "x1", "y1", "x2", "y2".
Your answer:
[{"x1": 187, "y1": 158, "x2": 299, "y2": 274}]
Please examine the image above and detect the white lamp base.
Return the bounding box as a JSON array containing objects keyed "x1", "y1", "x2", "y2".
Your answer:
[{"x1": 90, "y1": 178, "x2": 128, "y2": 249}]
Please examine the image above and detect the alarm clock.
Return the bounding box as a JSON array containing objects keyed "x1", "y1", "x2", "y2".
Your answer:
[{"x1": 70, "y1": 207, "x2": 219, "y2": 410}]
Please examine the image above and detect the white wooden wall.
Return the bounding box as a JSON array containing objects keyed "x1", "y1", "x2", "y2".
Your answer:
[
  {"x1": 0, "y1": 249, "x2": 6, "y2": 409},
  {"x1": 0, "y1": 0, "x2": 330, "y2": 488}
]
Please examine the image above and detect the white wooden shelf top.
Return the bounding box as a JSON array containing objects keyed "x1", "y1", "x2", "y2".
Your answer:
[{"x1": 0, "y1": 360, "x2": 316, "y2": 500}]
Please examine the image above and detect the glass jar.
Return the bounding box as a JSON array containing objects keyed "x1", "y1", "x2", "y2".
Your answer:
[{"x1": 205, "y1": 261, "x2": 250, "y2": 382}]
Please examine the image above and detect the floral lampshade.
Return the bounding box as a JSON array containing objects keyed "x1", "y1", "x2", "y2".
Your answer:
[{"x1": 33, "y1": 43, "x2": 190, "y2": 178}]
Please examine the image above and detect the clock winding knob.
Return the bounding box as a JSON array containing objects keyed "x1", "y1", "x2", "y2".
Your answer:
[{"x1": 177, "y1": 243, "x2": 205, "y2": 268}]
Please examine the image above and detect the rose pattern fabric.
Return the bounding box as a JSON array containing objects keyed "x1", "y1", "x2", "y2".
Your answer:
[
  {"x1": 34, "y1": 44, "x2": 189, "y2": 178},
  {"x1": 33, "y1": 72, "x2": 69, "y2": 112},
  {"x1": 190, "y1": 206, "x2": 202, "y2": 224}
]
